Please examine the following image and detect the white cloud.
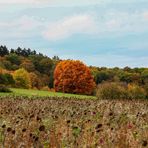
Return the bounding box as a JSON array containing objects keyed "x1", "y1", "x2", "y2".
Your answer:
[
  {"x1": 0, "y1": 15, "x2": 42, "y2": 29},
  {"x1": 1, "y1": 9, "x2": 148, "y2": 42},
  {"x1": 99, "y1": 10, "x2": 148, "y2": 35},
  {"x1": 0, "y1": 15, "x2": 44, "y2": 39},
  {"x1": 43, "y1": 15, "x2": 98, "y2": 41},
  {"x1": 17, "y1": 15, "x2": 44, "y2": 31},
  {"x1": 42, "y1": 10, "x2": 148, "y2": 41}
]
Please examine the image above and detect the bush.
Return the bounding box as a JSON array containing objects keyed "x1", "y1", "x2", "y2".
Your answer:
[
  {"x1": 13, "y1": 68, "x2": 31, "y2": 89},
  {"x1": 141, "y1": 70, "x2": 148, "y2": 84},
  {"x1": 0, "y1": 73, "x2": 15, "y2": 86},
  {"x1": 0, "y1": 85, "x2": 11, "y2": 92},
  {"x1": 96, "y1": 82, "x2": 128, "y2": 100},
  {"x1": 0, "y1": 73, "x2": 7, "y2": 84},
  {"x1": 96, "y1": 82, "x2": 147, "y2": 100},
  {"x1": 144, "y1": 84, "x2": 148, "y2": 99},
  {"x1": 41, "y1": 86, "x2": 50, "y2": 91},
  {"x1": 128, "y1": 84, "x2": 146, "y2": 99}
]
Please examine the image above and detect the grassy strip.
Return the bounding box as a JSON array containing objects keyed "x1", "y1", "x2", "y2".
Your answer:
[{"x1": 0, "y1": 88, "x2": 96, "y2": 99}]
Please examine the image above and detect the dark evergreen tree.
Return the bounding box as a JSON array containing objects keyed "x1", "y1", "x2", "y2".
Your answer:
[{"x1": 0, "y1": 45, "x2": 9, "y2": 56}]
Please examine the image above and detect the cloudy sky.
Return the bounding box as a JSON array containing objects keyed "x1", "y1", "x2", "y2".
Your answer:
[{"x1": 0, "y1": 0, "x2": 148, "y2": 67}]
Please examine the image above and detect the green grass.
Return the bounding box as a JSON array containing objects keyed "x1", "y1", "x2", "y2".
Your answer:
[{"x1": 0, "y1": 88, "x2": 96, "y2": 99}]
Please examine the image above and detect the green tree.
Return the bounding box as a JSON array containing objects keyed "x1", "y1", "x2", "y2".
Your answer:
[
  {"x1": 5, "y1": 53, "x2": 21, "y2": 65},
  {"x1": 49, "y1": 65, "x2": 56, "y2": 88},
  {"x1": 29, "y1": 54, "x2": 44, "y2": 72},
  {"x1": 39, "y1": 58, "x2": 53, "y2": 75},
  {"x1": 141, "y1": 70, "x2": 148, "y2": 84},
  {"x1": 118, "y1": 71, "x2": 133, "y2": 83},
  {"x1": 95, "y1": 71, "x2": 111, "y2": 84},
  {"x1": 0, "y1": 45, "x2": 9, "y2": 57}
]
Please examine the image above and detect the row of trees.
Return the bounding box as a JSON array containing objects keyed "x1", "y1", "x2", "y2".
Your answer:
[
  {"x1": 0, "y1": 46, "x2": 60, "y2": 89},
  {"x1": 91, "y1": 66, "x2": 148, "y2": 86},
  {"x1": 0, "y1": 45, "x2": 37, "y2": 57},
  {"x1": 0, "y1": 45, "x2": 148, "y2": 95}
]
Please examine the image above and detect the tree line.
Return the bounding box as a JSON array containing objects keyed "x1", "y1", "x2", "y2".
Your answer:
[
  {"x1": 0, "y1": 45, "x2": 60, "y2": 89},
  {"x1": 0, "y1": 45, "x2": 148, "y2": 96}
]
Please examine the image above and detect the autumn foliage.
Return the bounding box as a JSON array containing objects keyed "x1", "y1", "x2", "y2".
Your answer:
[
  {"x1": 54, "y1": 60, "x2": 95, "y2": 95},
  {"x1": 13, "y1": 68, "x2": 31, "y2": 89}
]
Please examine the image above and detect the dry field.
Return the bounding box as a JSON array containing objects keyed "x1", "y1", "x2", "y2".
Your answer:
[{"x1": 0, "y1": 96, "x2": 148, "y2": 148}]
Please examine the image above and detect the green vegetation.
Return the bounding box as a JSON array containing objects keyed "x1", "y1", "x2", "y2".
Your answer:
[
  {"x1": 0, "y1": 85, "x2": 11, "y2": 93},
  {"x1": 0, "y1": 45, "x2": 148, "y2": 97},
  {"x1": 0, "y1": 88, "x2": 96, "y2": 99},
  {"x1": 96, "y1": 82, "x2": 147, "y2": 100},
  {"x1": 0, "y1": 45, "x2": 59, "y2": 90}
]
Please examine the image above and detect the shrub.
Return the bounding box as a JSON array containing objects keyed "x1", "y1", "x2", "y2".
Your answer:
[
  {"x1": 41, "y1": 86, "x2": 50, "y2": 91},
  {"x1": 0, "y1": 73, "x2": 15, "y2": 86},
  {"x1": 54, "y1": 60, "x2": 95, "y2": 95},
  {"x1": 96, "y1": 82, "x2": 147, "y2": 100},
  {"x1": 0, "y1": 85, "x2": 11, "y2": 92},
  {"x1": 141, "y1": 70, "x2": 148, "y2": 84},
  {"x1": 96, "y1": 82, "x2": 128, "y2": 100},
  {"x1": 49, "y1": 88, "x2": 55, "y2": 92},
  {"x1": 13, "y1": 68, "x2": 31, "y2": 89},
  {"x1": 0, "y1": 73, "x2": 7, "y2": 84},
  {"x1": 128, "y1": 84, "x2": 146, "y2": 99},
  {"x1": 144, "y1": 84, "x2": 148, "y2": 99}
]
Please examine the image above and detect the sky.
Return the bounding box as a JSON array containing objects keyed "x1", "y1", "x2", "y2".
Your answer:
[{"x1": 0, "y1": 0, "x2": 148, "y2": 67}]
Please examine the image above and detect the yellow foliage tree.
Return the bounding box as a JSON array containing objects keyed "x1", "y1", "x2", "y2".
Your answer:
[{"x1": 13, "y1": 68, "x2": 31, "y2": 89}]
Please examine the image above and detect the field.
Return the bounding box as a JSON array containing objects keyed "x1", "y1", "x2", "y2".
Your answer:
[
  {"x1": 0, "y1": 88, "x2": 96, "y2": 99},
  {"x1": 0, "y1": 95, "x2": 148, "y2": 147}
]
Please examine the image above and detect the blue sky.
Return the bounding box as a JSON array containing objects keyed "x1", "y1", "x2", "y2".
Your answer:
[{"x1": 0, "y1": 0, "x2": 148, "y2": 67}]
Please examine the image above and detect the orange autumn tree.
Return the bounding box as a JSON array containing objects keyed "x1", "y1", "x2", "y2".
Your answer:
[{"x1": 54, "y1": 60, "x2": 95, "y2": 95}]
